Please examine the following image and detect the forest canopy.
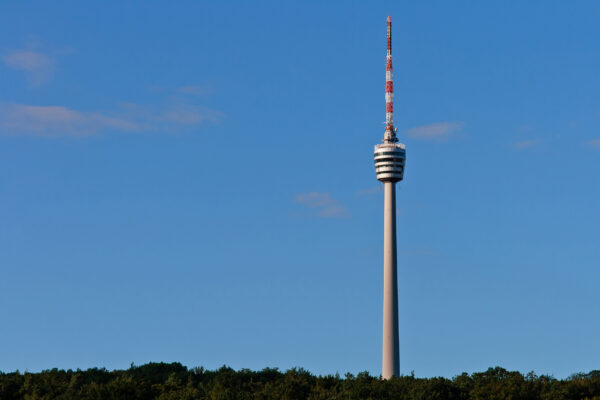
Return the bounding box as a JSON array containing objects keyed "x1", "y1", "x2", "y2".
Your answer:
[{"x1": 1, "y1": 362, "x2": 600, "y2": 400}]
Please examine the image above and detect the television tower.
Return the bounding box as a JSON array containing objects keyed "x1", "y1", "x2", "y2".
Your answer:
[{"x1": 374, "y1": 15, "x2": 405, "y2": 379}]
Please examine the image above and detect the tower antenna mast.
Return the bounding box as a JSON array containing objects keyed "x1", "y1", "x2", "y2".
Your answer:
[{"x1": 384, "y1": 15, "x2": 398, "y2": 143}]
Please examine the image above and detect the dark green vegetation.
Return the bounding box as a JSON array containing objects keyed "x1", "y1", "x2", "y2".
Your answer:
[{"x1": 1, "y1": 363, "x2": 600, "y2": 400}]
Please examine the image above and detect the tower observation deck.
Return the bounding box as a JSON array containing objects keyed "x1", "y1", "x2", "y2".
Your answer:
[{"x1": 375, "y1": 15, "x2": 405, "y2": 380}]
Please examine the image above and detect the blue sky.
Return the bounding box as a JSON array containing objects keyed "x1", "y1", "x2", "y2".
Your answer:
[{"x1": 1, "y1": 1, "x2": 599, "y2": 378}]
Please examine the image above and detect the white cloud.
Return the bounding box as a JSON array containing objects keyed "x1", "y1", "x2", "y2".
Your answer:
[
  {"x1": 295, "y1": 192, "x2": 349, "y2": 219},
  {"x1": 3, "y1": 50, "x2": 55, "y2": 85},
  {"x1": 356, "y1": 186, "x2": 382, "y2": 195},
  {"x1": 0, "y1": 102, "x2": 223, "y2": 137},
  {"x1": 588, "y1": 139, "x2": 600, "y2": 149},
  {"x1": 178, "y1": 85, "x2": 211, "y2": 96},
  {"x1": 516, "y1": 124, "x2": 534, "y2": 133},
  {"x1": 160, "y1": 104, "x2": 213, "y2": 124},
  {"x1": 514, "y1": 139, "x2": 541, "y2": 149},
  {"x1": 406, "y1": 121, "x2": 464, "y2": 141}
]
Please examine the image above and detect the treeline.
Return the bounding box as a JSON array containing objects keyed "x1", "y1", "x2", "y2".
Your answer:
[{"x1": 1, "y1": 363, "x2": 600, "y2": 400}]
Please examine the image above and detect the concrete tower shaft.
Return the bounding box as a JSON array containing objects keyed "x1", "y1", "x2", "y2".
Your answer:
[
  {"x1": 382, "y1": 180, "x2": 399, "y2": 378},
  {"x1": 374, "y1": 15, "x2": 405, "y2": 380}
]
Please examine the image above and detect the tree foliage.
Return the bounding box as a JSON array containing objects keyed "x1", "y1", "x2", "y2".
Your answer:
[{"x1": 1, "y1": 363, "x2": 600, "y2": 400}]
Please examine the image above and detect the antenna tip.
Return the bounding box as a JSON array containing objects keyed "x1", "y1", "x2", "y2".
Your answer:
[{"x1": 387, "y1": 15, "x2": 391, "y2": 23}]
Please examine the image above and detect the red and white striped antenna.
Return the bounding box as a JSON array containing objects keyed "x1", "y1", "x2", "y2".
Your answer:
[{"x1": 384, "y1": 15, "x2": 398, "y2": 142}]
